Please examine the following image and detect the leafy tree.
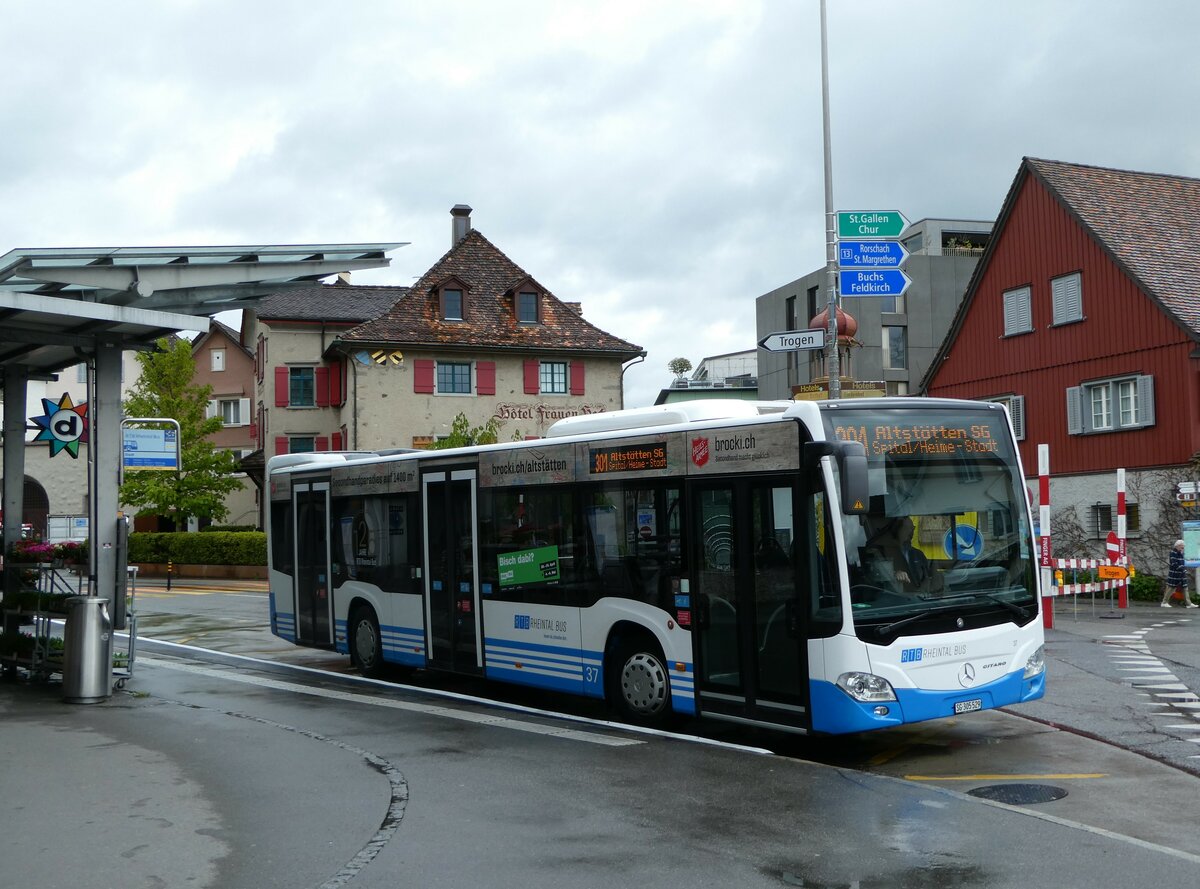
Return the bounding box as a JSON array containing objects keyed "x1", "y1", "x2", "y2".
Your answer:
[
  {"x1": 430, "y1": 412, "x2": 501, "y2": 449},
  {"x1": 120, "y1": 337, "x2": 242, "y2": 525},
  {"x1": 668, "y1": 357, "x2": 692, "y2": 378}
]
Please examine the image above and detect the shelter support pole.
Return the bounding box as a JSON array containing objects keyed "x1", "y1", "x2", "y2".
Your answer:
[
  {"x1": 92, "y1": 342, "x2": 122, "y2": 614},
  {"x1": 3, "y1": 364, "x2": 29, "y2": 595}
]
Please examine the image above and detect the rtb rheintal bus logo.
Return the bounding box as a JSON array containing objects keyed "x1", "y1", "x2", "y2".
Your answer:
[{"x1": 30, "y1": 392, "x2": 88, "y2": 458}]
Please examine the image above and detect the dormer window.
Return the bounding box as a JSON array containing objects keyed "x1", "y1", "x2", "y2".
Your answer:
[
  {"x1": 517, "y1": 291, "x2": 539, "y2": 324},
  {"x1": 436, "y1": 276, "x2": 470, "y2": 321}
]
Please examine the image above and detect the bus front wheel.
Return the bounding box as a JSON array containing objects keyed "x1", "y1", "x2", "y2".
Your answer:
[
  {"x1": 348, "y1": 606, "x2": 385, "y2": 678},
  {"x1": 607, "y1": 639, "x2": 672, "y2": 727}
]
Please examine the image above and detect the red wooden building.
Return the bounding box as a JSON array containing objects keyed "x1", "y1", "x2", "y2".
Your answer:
[{"x1": 924, "y1": 157, "x2": 1200, "y2": 568}]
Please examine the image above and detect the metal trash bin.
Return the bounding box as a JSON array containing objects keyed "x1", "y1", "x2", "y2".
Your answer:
[{"x1": 62, "y1": 596, "x2": 113, "y2": 704}]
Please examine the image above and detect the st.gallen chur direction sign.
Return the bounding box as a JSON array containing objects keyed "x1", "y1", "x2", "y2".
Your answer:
[
  {"x1": 759, "y1": 328, "x2": 825, "y2": 352},
  {"x1": 839, "y1": 268, "x2": 912, "y2": 297},
  {"x1": 837, "y1": 211, "x2": 909, "y2": 240}
]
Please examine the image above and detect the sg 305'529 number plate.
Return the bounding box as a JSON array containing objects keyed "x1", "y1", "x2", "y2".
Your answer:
[{"x1": 954, "y1": 698, "x2": 983, "y2": 714}]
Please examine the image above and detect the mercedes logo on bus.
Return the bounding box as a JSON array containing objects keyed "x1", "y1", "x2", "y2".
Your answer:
[{"x1": 958, "y1": 662, "x2": 977, "y2": 688}]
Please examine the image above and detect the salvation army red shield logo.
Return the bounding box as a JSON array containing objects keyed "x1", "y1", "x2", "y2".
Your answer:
[{"x1": 691, "y1": 437, "x2": 709, "y2": 468}]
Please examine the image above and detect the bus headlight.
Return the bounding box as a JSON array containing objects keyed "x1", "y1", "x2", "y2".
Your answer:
[
  {"x1": 1023, "y1": 645, "x2": 1045, "y2": 679},
  {"x1": 836, "y1": 672, "x2": 897, "y2": 703}
]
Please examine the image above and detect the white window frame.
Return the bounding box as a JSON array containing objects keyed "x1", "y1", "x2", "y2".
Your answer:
[
  {"x1": 1002, "y1": 286, "x2": 1032, "y2": 336},
  {"x1": 436, "y1": 360, "x2": 472, "y2": 395},
  {"x1": 207, "y1": 397, "x2": 251, "y2": 427},
  {"x1": 1051, "y1": 272, "x2": 1083, "y2": 325},
  {"x1": 984, "y1": 394, "x2": 1025, "y2": 441},
  {"x1": 211, "y1": 349, "x2": 226, "y2": 372},
  {"x1": 1067, "y1": 375, "x2": 1155, "y2": 434},
  {"x1": 540, "y1": 360, "x2": 568, "y2": 394}
]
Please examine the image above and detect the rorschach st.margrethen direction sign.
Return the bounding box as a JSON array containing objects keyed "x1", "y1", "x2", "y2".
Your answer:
[
  {"x1": 839, "y1": 268, "x2": 912, "y2": 297},
  {"x1": 837, "y1": 211, "x2": 908, "y2": 240},
  {"x1": 838, "y1": 239, "x2": 908, "y2": 268}
]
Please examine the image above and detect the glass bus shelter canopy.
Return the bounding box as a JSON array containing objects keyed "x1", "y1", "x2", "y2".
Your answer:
[{"x1": 0, "y1": 242, "x2": 404, "y2": 380}]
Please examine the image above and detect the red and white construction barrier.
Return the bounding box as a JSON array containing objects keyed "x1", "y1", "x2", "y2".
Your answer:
[
  {"x1": 1052, "y1": 558, "x2": 1125, "y2": 597},
  {"x1": 1035, "y1": 448, "x2": 1128, "y2": 629}
]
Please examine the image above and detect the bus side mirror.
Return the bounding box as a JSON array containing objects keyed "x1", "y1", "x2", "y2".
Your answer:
[{"x1": 804, "y1": 440, "x2": 869, "y2": 515}]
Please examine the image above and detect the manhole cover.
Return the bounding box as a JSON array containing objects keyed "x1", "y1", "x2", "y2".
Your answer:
[{"x1": 967, "y1": 783, "x2": 1067, "y2": 805}]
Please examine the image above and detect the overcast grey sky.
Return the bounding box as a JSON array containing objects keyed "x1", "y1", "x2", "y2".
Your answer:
[{"x1": 3, "y1": 1, "x2": 1198, "y2": 408}]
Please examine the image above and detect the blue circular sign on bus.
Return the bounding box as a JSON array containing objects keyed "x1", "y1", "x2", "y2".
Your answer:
[{"x1": 944, "y1": 526, "x2": 983, "y2": 560}]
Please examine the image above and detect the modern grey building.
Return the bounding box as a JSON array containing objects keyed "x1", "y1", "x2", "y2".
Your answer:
[{"x1": 756, "y1": 219, "x2": 992, "y2": 399}]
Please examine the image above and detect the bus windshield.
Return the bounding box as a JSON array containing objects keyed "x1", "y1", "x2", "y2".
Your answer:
[{"x1": 823, "y1": 405, "x2": 1037, "y2": 642}]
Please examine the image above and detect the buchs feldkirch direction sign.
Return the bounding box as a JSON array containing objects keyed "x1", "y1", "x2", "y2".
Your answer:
[
  {"x1": 759, "y1": 329, "x2": 825, "y2": 352},
  {"x1": 838, "y1": 239, "x2": 908, "y2": 269},
  {"x1": 839, "y1": 268, "x2": 911, "y2": 297}
]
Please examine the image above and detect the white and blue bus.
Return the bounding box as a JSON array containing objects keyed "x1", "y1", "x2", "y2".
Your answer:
[{"x1": 266, "y1": 398, "x2": 1045, "y2": 734}]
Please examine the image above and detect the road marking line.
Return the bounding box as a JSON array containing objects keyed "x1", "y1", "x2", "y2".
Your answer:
[
  {"x1": 140, "y1": 655, "x2": 644, "y2": 747},
  {"x1": 904, "y1": 773, "x2": 1106, "y2": 782}
]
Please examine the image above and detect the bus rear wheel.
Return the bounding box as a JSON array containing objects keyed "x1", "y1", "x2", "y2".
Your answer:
[
  {"x1": 348, "y1": 606, "x2": 385, "y2": 678},
  {"x1": 607, "y1": 640, "x2": 672, "y2": 727}
]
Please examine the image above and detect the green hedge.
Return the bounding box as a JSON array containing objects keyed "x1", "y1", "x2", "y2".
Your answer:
[{"x1": 128, "y1": 531, "x2": 266, "y2": 566}]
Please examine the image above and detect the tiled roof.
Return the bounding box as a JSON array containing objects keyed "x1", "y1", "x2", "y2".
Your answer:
[
  {"x1": 254, "y1": 285, "x2": 407, "y2": 323},
  {"x1": 339, "y1": 229, "x2": 644, "y2": 357},
  {"x1": 1027, "y1": 157, "x2": 1200, "y2": 333}
]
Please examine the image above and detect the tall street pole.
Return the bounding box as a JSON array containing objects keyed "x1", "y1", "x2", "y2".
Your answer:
[{"x1": 820, "y1": 0, "x2": 840, "y2": 398}]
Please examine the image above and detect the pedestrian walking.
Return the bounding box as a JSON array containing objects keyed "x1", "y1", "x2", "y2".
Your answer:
[{"x1": 1162, "y1": 539, "x2": 1197, "y2": 608}]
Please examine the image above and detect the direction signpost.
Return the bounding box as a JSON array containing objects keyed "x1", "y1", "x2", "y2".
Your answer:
[
  {"x1": 759, "y1": 329, "x2": 825, "y2": 352},
  {"x1": 838, "y1": 239, "x2": 908, "y2": 268},
  {"x1": 839, "y1": 268, "x2": 912, "y2": 297},
  {"x1": 836, "y1": 211, "x2": 908, "y2": 240}
]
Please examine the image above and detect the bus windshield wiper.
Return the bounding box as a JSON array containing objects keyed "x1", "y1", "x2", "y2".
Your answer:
[
  {"x1": 936, "y1": 591, "x2": 1032, "y2": 620},
  {"x1": 874, "y1": 593, "x2": 1031, "y2": 638},
  {"x1": 873, "y1": 604, "x2": 959, "y2": 638}
]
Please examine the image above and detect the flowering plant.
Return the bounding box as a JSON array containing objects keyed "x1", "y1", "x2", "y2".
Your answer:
[
  {"x1": 54, "y1": 541, "x2": 87, "y2": 564},
  {"x1": 5, "y1": 539, "x2": 87, "y2": 564},
  {"x1": 7, "y1": 539, "x2": 55, "y2": 563}
]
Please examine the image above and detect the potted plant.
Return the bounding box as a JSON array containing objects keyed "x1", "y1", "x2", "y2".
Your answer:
[{"x1": 7, "y1": 539, "x2": 55, "y2": 564}]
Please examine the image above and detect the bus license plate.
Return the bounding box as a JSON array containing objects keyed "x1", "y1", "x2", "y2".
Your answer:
[{"x1": 954, "y1": 698, "x2": 983, "y2": 714}]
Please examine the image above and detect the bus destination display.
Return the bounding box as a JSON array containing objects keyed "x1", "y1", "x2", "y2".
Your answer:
[
  {"x1": 829, "y1": 416, "x2": 1005, "y2": 458},
  {"x1": 589, "y1": 442, "x2": 668, "y2": 475}
]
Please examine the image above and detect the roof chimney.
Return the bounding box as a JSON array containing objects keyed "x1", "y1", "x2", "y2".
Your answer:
[{"x1": 451, "y1": 204, "x2": 472, "y2": 246}]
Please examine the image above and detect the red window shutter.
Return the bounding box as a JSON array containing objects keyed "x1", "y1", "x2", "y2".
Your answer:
[
  {"x1": 414, "y1": 359, "x2": 435, "y2": 393},
  {"x1": 316, "y1": 436, "x2": 330, "y2": 452},
  {"x1": 274, "y1": 367, "x2": 289, "y2": 407},
  {"x1": 524, "y1": 359, "x2": 540, "y2": 394},
  {"x1": 477, "y1": 361, "x2": 496, "y2": 395},
  {"x1": 248, "y1": 423, "x2": 258, "y2": 441},
  {"x1": 315, "y1": 367, "x2": 330, "y2": 407},
  {"x1": 329, "y1": 361, "x2": 344, "y2": 405},
  {"x1": 332, "y1": 431, "x2": 343, "y2": 450},
  {"x1": 275, "y1": 436, "x2": 289, "y2": 455},
  {"x1": 570, "y1": 361, "x2": 585, "y2": 395}
]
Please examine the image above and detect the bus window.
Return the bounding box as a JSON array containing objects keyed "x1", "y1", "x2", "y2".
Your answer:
[
  {"x1": 270, "y1": 501, "x2": 293, "y2": 575},
  {"x1": 584, "y1": 483, "x2": 680, "y2": 610},
  {"x1": 807, "y1": 490, "x2": 841, "y2": 636},
  {"x1": 331, "y1": 494, "x2": 419, "y2": 593},
  {"x1": 480, "y1": 487, "x2": 574, "y2": 606}
]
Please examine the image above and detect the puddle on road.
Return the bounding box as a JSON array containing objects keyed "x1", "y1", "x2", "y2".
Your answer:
[{"x1": 771, "y1": 861, "x2": 986, "y2": 888}]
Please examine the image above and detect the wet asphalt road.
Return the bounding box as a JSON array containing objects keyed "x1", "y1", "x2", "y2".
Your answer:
[{"x1": 67, "y1": 580, "x2": 1200, "y2": 886}]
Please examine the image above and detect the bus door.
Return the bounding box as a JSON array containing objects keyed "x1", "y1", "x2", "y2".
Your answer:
[
  {"x1": 293, "y1": 479, "x2": 334, "y2": 646},
  {"x1": 422, "y1": 468, "x2": 482, "y2": 674},
  {"x1": 691, "y1": 479, "x2": 811, "y2": 729}
]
